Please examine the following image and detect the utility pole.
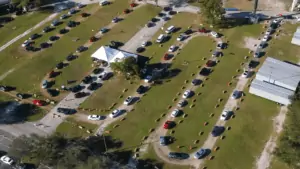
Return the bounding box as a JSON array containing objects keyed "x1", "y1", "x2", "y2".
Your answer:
[{"x1": 103, "y1": 135, "x2": 108, "y2": 154}]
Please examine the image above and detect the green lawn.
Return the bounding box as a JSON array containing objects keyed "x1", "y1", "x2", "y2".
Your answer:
[
  {"x1": 1, "y1": 3, "x2": 159, "y2": 95},
  {"x1": 269, "y1": 156, "x2": 290, "y2": 169},
  {"x1": 56, "y1": 117, "x2": 97, "y2": 138},
  {"x1": 0, "y1": 11, "x2": 50, "y2": 46},
  {"x1": 0, "y1": 93, "x2": 14, "y2": 101}
]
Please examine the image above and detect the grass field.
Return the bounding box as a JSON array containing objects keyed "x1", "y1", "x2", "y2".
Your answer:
[
  {"x1": 1, "y1": 3, "x2": 159, "y2": 96},
  {"x1": 269, "y1": 156, "x2": 290, "y2": 169},
  {"x1": 0, "y1": 93, "x2": 14, "y2": 101},
  {"x1": 0, "y1": 11, "x2": 50, "y2": 46},
  {"x1": 56, "y1": 117, "x2": 97, "y2": 138}
]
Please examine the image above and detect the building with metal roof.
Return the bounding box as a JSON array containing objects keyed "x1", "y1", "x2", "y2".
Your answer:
[
  {"x1": 291, "y1": 27, "x2": 300, "y2": 46},
  {"x1": 249, "y1": 57, "x2": 300, "y2": 105}
]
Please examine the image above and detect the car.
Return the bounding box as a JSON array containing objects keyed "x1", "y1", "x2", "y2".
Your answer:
[
  {"x1": 59, "y1": 28, "x2": 68, "y2": 34},
  {"x1": 141, "y1": 41, "x2": 149, "y2": 47},
  {"x1": 168, "y1": 152, "x2": 188, "y2": 160},
  {"x1": 198, "y1": 27, "x2": 207, "y2": 33},
  {"x1": 212, "y1": 51, "x2": 222, "y2": 57},
  {"x1": 270, "y1": 22, "x2": 278, "y2": 30},
  {"x1": 130, "y1": 3, "x2": 137, "y2": 7},
  {"x1": 156, "y1": 34, "x2": 167, "y2": 43},
  {"x1": 60, "y1": 14, "x2": 68, "y2": 19},
  {"x1": 272, "y1": 18, "x2": 281, "y2": 24},
  {"x1": 100, "y1": 0, "x2": 110, "y2": 6},
  {"x1": 163, "y1": 53, "x2": 172, "y2": 60},
  {"x1": 77, "y1": 3, "x2": 86, "y2": 8},
  {"x1": 25, "y1": 46, "x2": 35, "y2": 51},
  {"x1": 47, "y1": 89, "x2": 58, "y2": 97},
  {"x1": 199, "y1": 67, "x2": 211, "y2": 76},
  {"x1": 184, "y1": 29, "x2": 193, "y2": 35},
  {"x1": 109, "y1": 109, "x2": 121, "y2": 118},
  {"x1": 160, "y1": 136, "x2": 168, "y2": 146},
  {"x1": 146, "y1": 22, "x2": 154, "y2": 28},
  {"x1": 254, "y1": 48, "x2": 262, "y2": 58},
  {"x1": 93, "y1": 68, "x2": 103, "y2": 74},
  {"x1": 70, "y1": 85, "x2": 83, "y2": 93},
  {"x1": 210, "y1": 31, "x2": 219, "y2": 38},
  {"x1": 41, "y1": 80, "x2": 49, "y2": 89},
  {"x1": 220, "y1": 110, "x2": 233, "y2": 120},
  {"x1": 231, "y1": 90, "x2": 242, "y2": 99},
  {"x1": 158, "y1": 12, "x2": 165, "y2": 17},
  {"x1": 242, "y1": 70, "x2": 250, "y2": 78},
  {"x1": 81, "y1": 12, "x2": 89, "y2": 17},
  {"x1": 182, "y1": 90, "x2": 192, "y2": 99},
  {"x1": 163, "y1": 6, "x2": 171, "y2": 11},
  {"x1": 217, "y1": 42, "x2": 225, "y2": 49},
  {"x1": 123, "y1": 9, "x2": 130, "y2": 14},
  {"x1": 0, "y1": 155, "x2": 14, "y2": 165},
  {"x1": 0, "y1": 85, "x2": 10, "y2": 92},
  {"x1": 100, "y1": 27, "x2": 109, "y2": 33},
  {"x1": 123, "y1": 96, "x2": 134, "y2": 105},
  {"x1": 136, "y1": 85, "x2": 146, "y2": 94},
  {"x1": 248, "y1": 60, "x2": 259, "y2": 69},
  {"x1": 51, "y1": 19, "x2": 60, "y2": 26},
  {"x1": 87, "y1": 82, "x2": 100, "y2": 90},
  {"x1": 168, "y1": 45, "x2": 176, "y2": 52},
  {"x1": 68, "y1": 8, "x2": 77, "y2": 15},
  {"x1": 57, "y1": 108, "x2": 76, "y2": 114},
  {"x1": 66, "y1": 54, "x2": 77, "y2": 61},
  {"x1": 49, "y1": 36, "x2": 58, "y2": 41},
  {"x1": 191, "y1": 79, "x2": 201, "y2": 86},
  {"x1": 136, "y1": 47, "x2": 145, "y2": 53},
  {"x1": 82, "y1": 75, "x2": 93, "y2": 84},
  {"x1": 77, "y1": 46, "x2": 86, "y2": 53},
  {"x1": 258, "y1": 42, "x2": 267, "y2": 48},
  {"x1": 30, "y1": 33, "x2": 39, "y2": 40},
  {"x1": 151, "y1": 17, "x2": 158, "y2": 22},
  {"x1": 262, "y1": 35, "x2": 269, "y2": 42},
  {"x1": 99, "y1": 71, "x2": 111, "y2": 80},
  {"x1": 211, "y1": 126, "x2": 225, "y2": 137},
  {"x1": 43, "y1": 26, "x2": 52, "y2": 33},
  {"x1": 265, "y1": 28, "x2": 273, "y2": 35},
  {"x1": 177, "y1": 99, "x2": 187, "y2": 107},
  {"x1": 163, "y1": 120, "x2": 175, "y2": 129},
  {"x1": 67, "y1": 21, "x2": 77, "y2": 27},
  {"x1": 162, "y1": 16, "x2": 169, "y2": 21},
  {"x1": 177, "y1": 34, "x2": 185, "y2": 41},
  {"x1": 40, "y1": 42, "x2": 50, "y2": 48},
  {"x1": 112, "y1": 17, "x2": 119, "y2": 23},
  {"x1": 144, "y1": 75, "x2": 152, "y2": 83},
  {"x1": 168, "y1": 10, "x2": 177, "y2": 15},
  {"x1": 171, "y1": 109, "x2": 180, "y2": 117},
  {"x1": 90, "y1": 36, "x2": 97, "y2": 42},
  {"x1": 194, "y1": 149, "x2": 208, "y2": 159},
  {"x1": 56, "y1": 62, "x2": 64, "y2": 69},
  {"x1": 88, "y1": 115, "x2": 103, "y2": 120},
  {"x1": 16, "y1": 93, "x2": 25, "y2": 99},
  {"x1": 32, "y1": 100, "x2": 44, "y2": 106},
  {"x1": 206, "y1": 60, "x2": 215, "y2": 67},
  {"x1": 22, "y1": 40, "x2": 32, "y2": 47},
  {"x1": 74, "y1": 92, "x2": 89, "y2": 98}
]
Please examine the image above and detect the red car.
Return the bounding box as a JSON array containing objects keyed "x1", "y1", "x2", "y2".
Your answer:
[
  {"x1": 163, "y1": 121, "x2": 175, "y2": 129},
  {"x1": 130, "y1": 3, "x2": 137, "y2": 7},
  {"x1": 163, "y1": 53, "x2": 171, "y2": 60},
  {"x1": 33, "y1": 100, "x2": 44, "y2": 106},
  {"x1": 206, "y1": 60, "x2": 215, "y2": 67},
  {"x1": 90, "y1": 36, "x2": 97, "y2": 42},
  {"x1": 198, "y1": 27, "x2": 207, "y2": 33},
  {"x1": 81, "y1": 12, "x2": 89, "y2": 17},
  {"x1": 123, "y1": 9, "x2": 130, "y2": 14}
]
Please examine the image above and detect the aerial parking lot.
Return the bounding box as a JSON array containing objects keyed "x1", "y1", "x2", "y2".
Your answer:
[{"x1": 0, "y1": 0, "x2": 300, "y2": 168}]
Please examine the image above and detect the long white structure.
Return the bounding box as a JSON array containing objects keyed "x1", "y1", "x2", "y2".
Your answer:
[
  {"x1": 249, "y1": 57, "x2": 300, "y2": 105},
  {"x1": 91, "y1": 46, "x2": 137, "y2": 63}
]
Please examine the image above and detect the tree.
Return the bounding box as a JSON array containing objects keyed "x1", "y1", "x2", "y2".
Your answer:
[
  {"x1": 198, "y1": 0, "x2": 226, "y2": 27},
  {"x1": 110, "y1": 57, "x2": 140, "y2": 79},
  {"x1": 11, "y1": 0, "x2": 41, "y2": 9}
]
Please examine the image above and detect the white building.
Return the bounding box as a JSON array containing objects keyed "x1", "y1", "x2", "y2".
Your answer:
[
  {"x1": 249, "y1": 57, "x2": 300, "y2": 105},
  {"x1": 91, "y1": 46, "x2": 137, "y2": 63},
  {"x1": 291, "y1": 27, "x2": 300, "y2": 46}
]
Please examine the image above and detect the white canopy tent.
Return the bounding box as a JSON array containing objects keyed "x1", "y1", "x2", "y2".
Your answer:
[{"x1": 91, "y1": 46, "x2": 137, "y2": 63}]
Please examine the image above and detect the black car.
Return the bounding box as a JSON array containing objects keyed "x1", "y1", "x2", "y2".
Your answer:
[
  {"x1": 168, "y1": 152, "x2": 189, "y2": 160},
  {"x1": 43, "y1": 26, "x2": 51, "y2": 33},
  {"x1": 211, "y1": 126, "x2": 225, "y2": 137},
  {"x1": 191, "y1": 79, "x2": 201, "y2": 85},
  {"x1": 0, "y1": 85, "x2": 9, "y2": 92},
  {"x1": 248, "y1": 60, "x2": 259, "y2": 69},
  {"x1": 47, "y1": 89, "x2": 59, "y2": 97},
  {"x1": 16, "y1": 93, "x2": 25, "y2": 99},
  {"x1": 110, "y1": 41, "x2": 122, "y2": 49},
  {"x1": 184, "y1": 29, "x2": 193, "y2": 35},
  {"x1": 77, "y1": 46, "x2": 86, "y2": 53},
  {"x1": 87, "y1": 82, "x2": 100, "y2": 90},
  {"x1": 70, "y1": 85, "x2": 83, "y2": 93},
  {"x1": 146, "y1": 22, "x2": 154, "y2": 28},
  {"x1": 49, "y1": 36, "x2": 58, "y2": 41},
  {"x1": 30, "y1": 33, "x2": 39, "y2": 40},
  {"x1": 57, "y1": 108, "x2": 76, "y2": 114},
  {"x1": 56, "y1": 62, "x2": 64, "y2": 69},
  {"x1": 99, "y1": 72, "x2": 112, "y2": 80},
  {"x1": 59, "y1": 28, "x2": 68, "y2": 34},
  {"x1": 74, "y1": 92, "x2": 89, "y2": 98},
  {"x1": 82, "y1": 75, "x2": 93, "y2": 84},
  {"x1": 66, "y1": 54, "x2": 77, "y2": 61},
  {"x1": 93, "y1": 68, "x2": 103, "y2": 74},
  {"x1": 158, "y1": 12, "x2": 165, "y2": 17},
  {"x1": 136, "y1": 85, "x2": 146, "y2": 94},
  {"x1": 40, "y1": 42, "x2": 50, "y2": 49},
  {"x1": 25, "y1": 46, "x2": 35, "y2": 51},
  {"x1": 199, "y1": 67, "x2": 211, "y2": 76},
  {"x1": 67, "y1": 21, "x2": 77, "y2": 27},
  {"x1": 136, "y1": 47, "x2": 145, "y2": 53},
  {"x1": 163, "y1": 6, "x2": 171, "y2": 11}
]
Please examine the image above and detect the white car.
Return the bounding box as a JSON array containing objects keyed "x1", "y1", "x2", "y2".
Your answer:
[
  {"x1": 144, "y1": 75, "x2": 152, "y2": 83},
  {"x1": 22, "y1": 40, "x2": 31, "y2": 47},
  {"x1": 0, "y1": 156, "x2": 14, "y2": 165},
  {"x1": 262, "y1": 35, "x2": 269, "y2": 42},
  {"x1": 272, "y1": 19, "x2": 281, "y2": 24},
  {"x1": 182, "y1": 90, "x2": 192, "y2": 99},
  {"x1": 123, "y1": 96, "x2": 134, "y2": 105},
  {"x1": 109, "y1": 109, "x2": 121, "y2": 118},
  {"x1": 220, "y1": 110, "x2": 232, "y2": 120},
  {"x1": 265, "y1": 29, "x2": 272, "y2": 35},
  {"x1": 141, "y1": 41, "x2": 149, "y2": 47},
  {"x1": 88, "y1": 115, "x2": 103, "y2": 121},
  {"x1": 242, "y1": 70, "x2": 249, "y2": 78},
  {"x1": 176, "y1": 34, "x2": 185, "y2": 41},
  {"x1": 210, "y1": 31, "x2": 219, "y2": 38},
  {"x1": 171, "y1": 109, "x2": 180, "y2": 117},
  {"x1": 168, "y1": 45, "x2": 176, "y2": 52}
]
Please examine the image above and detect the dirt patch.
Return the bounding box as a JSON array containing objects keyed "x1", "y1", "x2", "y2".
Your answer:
[
  {"x1": 243, "y1": 37, "x2": 260, "y2": 51},
  {"x1": 225, "y1": 0, "x2": 288, "y2": 11}
]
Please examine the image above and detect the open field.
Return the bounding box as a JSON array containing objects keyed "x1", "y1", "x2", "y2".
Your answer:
[
  {"x1": 56, "y1": 117, "x2": 97, "y2": 138},
  {"x1": 0, "y1": 93, "x2": 13, "y2": 101},
  {"x1": 269, "y1": 156, "x2": 290, "y2": 169}
]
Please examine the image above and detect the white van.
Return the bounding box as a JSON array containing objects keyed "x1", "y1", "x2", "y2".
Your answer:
[
  {"x1": 156, "y1": 34, "x2": 166, "y2": 43},
  {"x1": 165, "y1": 25, "x2": 175, "y2": 34}
]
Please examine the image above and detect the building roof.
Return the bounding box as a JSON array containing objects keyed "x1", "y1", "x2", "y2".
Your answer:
[
  {"x1": 91, "y1": 46, "x2": 137, "y2": 63},
  {"x1": 256, "y1": 57, "x2": 300, "y2": 91},
  {"x1": 291, "y1": 27, "x2": 300, "y2": 46}
]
